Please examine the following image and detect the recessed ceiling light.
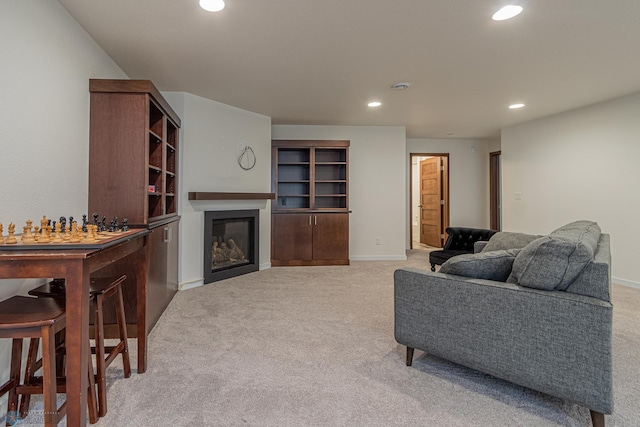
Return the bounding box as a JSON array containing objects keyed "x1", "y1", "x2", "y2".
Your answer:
[
  {"x1": 368, "y1": 101, "x2": 382, "y2": 108},
  {"x1": 199, "y1": 0, "x2": 225, "y2": 12},
  {"x1": 391, "y1": 82, "x2": 410, "y2": 90},
  {"x1": 492, "y1": 5, "x2": 523, "y2": 21},
  {"x1": 509, "y1": 103, "x2": 525, "y2": 109}
]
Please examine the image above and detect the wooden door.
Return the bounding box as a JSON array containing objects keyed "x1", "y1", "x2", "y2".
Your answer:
[
  {"x1": 312, "y1": 213, "x2": 349, "y2": 261},
  {"x1": 272, "y1": 214, "x2": 313, "y2": 261},
  {"x1": 419, "y1": 157, "x2": 442, "y2": 247}
]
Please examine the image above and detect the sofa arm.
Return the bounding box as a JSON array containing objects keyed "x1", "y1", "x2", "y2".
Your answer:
[
  {"x1": 443, "y1": 227, "x2": 497, "y2": 251},
  {"x1": 394, "y1": 267, "x2": 613, "y2": 414}
]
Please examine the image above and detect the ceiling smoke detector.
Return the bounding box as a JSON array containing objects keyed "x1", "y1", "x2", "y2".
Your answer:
[{"x1": 391, "y1": 82, "x2": 410, "y2": 90}]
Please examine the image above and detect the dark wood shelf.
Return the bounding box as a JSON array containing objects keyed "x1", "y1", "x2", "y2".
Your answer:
[{"x1": 188, "y1": 192, "x2": 275, "y2": 201}]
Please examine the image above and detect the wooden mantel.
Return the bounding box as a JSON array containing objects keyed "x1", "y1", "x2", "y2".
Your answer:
[{"x1": 188, "y1": 192, "x2": 275, "y2": 201}]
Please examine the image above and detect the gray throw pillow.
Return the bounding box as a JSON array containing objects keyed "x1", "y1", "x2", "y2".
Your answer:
[
  {"x1": 507, "y1": 220, "x2": 601, "y2": 290},
  {"x1": 482, "y1": 232, "x2": 541, "y2": 252},
  {"x1": 439, "y1": 249, "x2": 520, "y2": 282}
]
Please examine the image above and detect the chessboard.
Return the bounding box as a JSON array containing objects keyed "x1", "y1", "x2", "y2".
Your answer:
[
  {"x1": 0, "y1": 228, "x2": 145, "y2": 251},
  {"x1": 0, "y1": 215, "x2": 143, "y2": 251}
]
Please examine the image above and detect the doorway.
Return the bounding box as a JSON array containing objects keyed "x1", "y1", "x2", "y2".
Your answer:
[
  {"x1": 410, "y1": 154, "x2": 450, "y2": 249},
  {"x1": 490, "y1": 151, "x2": 502, "y2": 231}
]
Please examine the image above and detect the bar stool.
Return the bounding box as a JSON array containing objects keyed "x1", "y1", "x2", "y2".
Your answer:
[
  {"x1": 0, "y1": 295, "x2": 98, "y2": 426},
  {"x1": 27, "y1": 274, "x2": 131, "y2": 417}
]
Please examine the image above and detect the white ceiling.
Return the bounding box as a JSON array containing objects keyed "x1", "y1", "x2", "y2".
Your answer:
[{"x1": 58, "y1": 0, "x2": 640, "y2": 139}]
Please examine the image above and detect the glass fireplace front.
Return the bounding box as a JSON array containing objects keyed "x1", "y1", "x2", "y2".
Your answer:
[{"x1": 203, "y1": 210, "x2": 259, "y2": 283}]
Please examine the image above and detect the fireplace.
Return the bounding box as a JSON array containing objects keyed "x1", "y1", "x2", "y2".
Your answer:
[{"x1": 203, "y1": 210, "x2": 259, "y2": 283}]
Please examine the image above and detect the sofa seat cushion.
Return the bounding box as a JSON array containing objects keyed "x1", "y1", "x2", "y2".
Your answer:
[
  {"x1": 507, "y1": 221, "x2": 601, "y2": 290},
  {"x1": 439, "y1": 249, "x2": 520, "y2": 282},
  {"x1": 481, "y1": 232, "x2": 541, "y2": 252}
]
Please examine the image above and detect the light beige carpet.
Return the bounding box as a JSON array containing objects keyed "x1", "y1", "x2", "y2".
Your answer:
[{"x1": 20, "y1": 250, "x2": 640, "y2": 426}]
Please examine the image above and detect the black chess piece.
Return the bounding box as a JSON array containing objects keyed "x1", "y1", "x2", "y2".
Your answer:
[
  {"x1": 93, "y1": 213, "x2": 99, "y2": 227},
  {"x1": 51, "y1": 220, "x2": 57, "y2": 232},
  {"x1": 101, "y1": 216, "x2": 107, "y2": 232},
  {"x1": 114, "y1": 217, "x2": 119, "y2": 231},
  {"x1": 82, "y1": 214, "x2": 88, "y2": 233},
  {"x1": 122, "y1": 218, "x2": 129, "y2": 232},
  {"x1": 59, "y1": 217, "x2": 66, "y2": 233},
  {"x1": 108, "y1": 218, "x2": 116, "y2": 233},
  {"x1": 69, "y1": 216, "x2": 74, "y2": 230}
]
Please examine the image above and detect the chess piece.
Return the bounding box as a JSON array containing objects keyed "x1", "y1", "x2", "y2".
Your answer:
[
  {"x1": 82, "y1": 214, "x2": 88, "y2": 233},
  {"x1": 33, "y1": 226, "x2": 40, "y2": 242},
  {"x1": 69, "y1": 223, "x2": 82, "y2": 243},
  {"x1": 52, "y1": 222, "x2": 63, "y2": 243},
  {"x1": 63, "y1": 225, "x2": 71, "y2": 242},
  {"x1": 38, "y1": 217, "x2": 51, "y2": 243},
  {"x1": 0, "y1": 223, "x2": 4, "y2": 244},
  {"x1": 121, "y1": 218, "x2": 129, "y2": 232},
  {"x1": 84, "y1": 224, "x2": 98, "y2": 242},
  {"x1": 93, "y1": 213, "x2": 99, "y2": 227},
  {"x1": 59, "y1": 217, "x2": 67, "y2": 234},
  {"x1": 21, "y1": 220, "x2": 36, "y2": 244},
  {"x1": 6, "y1": 223, "x2": 17, "y2": 244},
  {"x1": 100, "y1": 216, "x2": 107, "y2": 233}
]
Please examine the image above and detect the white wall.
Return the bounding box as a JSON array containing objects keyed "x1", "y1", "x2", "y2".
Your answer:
[
  {"x1": 272, "y1": 125, "x2": 407, "y2": 260},
  {"x1": 406, "y1": 139, "x2": 491, "y2": 247},
  {"x1": 501, "y1": 91, "x2": 640, "y2": 286},
  {"x1": 0, "y1": 0, "x2": 128, "y2": 416},
  {"x1": 164, "y1": 92, "x2": 272, "y2": 289}
]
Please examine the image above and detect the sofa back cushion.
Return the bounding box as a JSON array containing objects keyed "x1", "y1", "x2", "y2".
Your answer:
[
  {"x1": 507, "y1": 221, "x2": 601, "y2": 290},
  {"x1": 439, "y1": 249, "x2": 520, "y2": 282},
  {"x1": 481, "y1": 232, "x2": 541, "y2": 252}
]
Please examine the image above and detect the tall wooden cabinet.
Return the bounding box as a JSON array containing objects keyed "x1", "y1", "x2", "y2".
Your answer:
[
  {"x1": 88, "y1": 79, "x2": 180, "y2": 337},
  {"x1": 271, "y1": 140, "x2": 349, "y2": 266}
]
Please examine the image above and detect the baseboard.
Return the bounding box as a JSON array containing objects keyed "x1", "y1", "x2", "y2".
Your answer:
[
  {"x1": 612, "y1": 276, "x2": 640, "y2": 290},
  {"x1": 259, "y1": 262, "x2": 272, "y2": 270},
  {"x1": 179, "y1": 278, "x2": 204, "y2": 291},
  {"x1": 350, "y1": 255, "x2": 408, "y2": 261}
]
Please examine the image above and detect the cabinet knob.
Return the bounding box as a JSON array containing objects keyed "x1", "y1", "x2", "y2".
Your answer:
[{"x1": 163, "y1": 226, "x2": 172, "y2": 243}]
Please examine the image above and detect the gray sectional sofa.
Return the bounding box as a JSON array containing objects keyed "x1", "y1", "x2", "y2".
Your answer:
[{"x1": 394, "y1": 221, "x2": 612, "y2": 426}]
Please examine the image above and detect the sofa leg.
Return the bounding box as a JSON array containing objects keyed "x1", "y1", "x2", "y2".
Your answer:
[
  {"x1": 590, "y1": 410, "x2": 604, "y2": 427},
  {"x1": 430, "y1": 264, "x2": 436, "y2": 272},
  {"x1": 406, "y1": 347, "x2": 414, "y2": 366}
]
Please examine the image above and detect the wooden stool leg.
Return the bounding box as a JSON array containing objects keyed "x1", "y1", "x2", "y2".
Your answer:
[
  {"x1": 18, "y1": 338, "x2": 40, "y2": 418},
  {"x1": 115, "y1": 285, "x2": 131, "y2": 378},
  {"x1": 40, "y1": 326, "x2": 59, "y2": 427},
  {"x1": 87, "y1": 341, "x2": 99, "y2": 424},
  {"x1": 94, "y1": 294, "x2": 108, "y2": 417},
  {"x1": 7, "y1": 338, "x2": 23, "y2": 423}
]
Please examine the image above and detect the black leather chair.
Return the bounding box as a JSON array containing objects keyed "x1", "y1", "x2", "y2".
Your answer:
[{"x1": 429, "y1": 227, "x2": 498, "y2": 271}]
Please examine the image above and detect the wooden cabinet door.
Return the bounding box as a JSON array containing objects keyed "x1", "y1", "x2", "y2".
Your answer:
[
  {"x1": 312, "y1": 213, "x2": 349, "y2": 261},
  {"x1": 272, "y1": 214, "x2": 313, "y2": 261}
]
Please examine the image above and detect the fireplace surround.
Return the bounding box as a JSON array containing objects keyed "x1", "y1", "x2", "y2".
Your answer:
[{"x1": 203, "y1": 209, "x2": 259, "y2": 283}]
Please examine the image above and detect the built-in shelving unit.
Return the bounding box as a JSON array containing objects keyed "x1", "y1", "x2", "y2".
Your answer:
[
  {"x1": 88, "y1": 79, "x2": 181, "y2": 341},
  {"x1": 271, "y1": 140, "x2": 350, "y2": 266}
]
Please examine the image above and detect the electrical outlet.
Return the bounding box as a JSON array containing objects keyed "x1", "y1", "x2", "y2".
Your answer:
[{"x1": 376, "y1": 237, "x2": 381, "y2": 245}]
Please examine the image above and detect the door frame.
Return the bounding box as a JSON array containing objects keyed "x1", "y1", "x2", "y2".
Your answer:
[
  {"x1": 490, "y1": 151, "x2": 501, "y2": 231},
  {"x1": 409, "y1": 153, "x2": 450, "y2": 249}
]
